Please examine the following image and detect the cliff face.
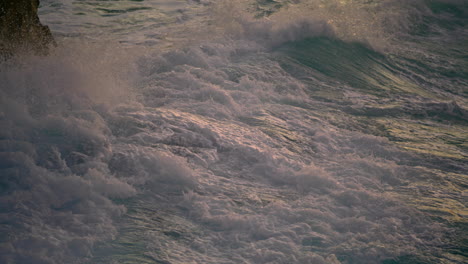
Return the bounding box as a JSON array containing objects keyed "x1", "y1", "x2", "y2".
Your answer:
[{"x1": 0, "y1": 0, "x2": 55, "y2": 58}]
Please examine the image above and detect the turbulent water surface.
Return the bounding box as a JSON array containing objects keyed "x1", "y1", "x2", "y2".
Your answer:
[{"x1": 1, "y1": 0, "x2": 467, "y2": 263}]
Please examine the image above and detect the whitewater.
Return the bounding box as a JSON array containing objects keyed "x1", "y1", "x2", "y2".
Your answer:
[{"x1": 0, "y1": 0, "x2": 467, "y2": 263}]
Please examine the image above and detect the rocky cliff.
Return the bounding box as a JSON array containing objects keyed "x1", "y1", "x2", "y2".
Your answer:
[{"x1": 0, "y1": 0, "x2": 55, "y2": 58}]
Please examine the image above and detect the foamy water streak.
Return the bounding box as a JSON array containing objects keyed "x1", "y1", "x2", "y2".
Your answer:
[{"x1": 1, "y1": 0, "x2": 467, "y2": 264}]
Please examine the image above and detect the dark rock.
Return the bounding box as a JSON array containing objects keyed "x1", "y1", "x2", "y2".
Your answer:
[{"x1": 0, "y1": 0, "x2": 55, "y2": 58}]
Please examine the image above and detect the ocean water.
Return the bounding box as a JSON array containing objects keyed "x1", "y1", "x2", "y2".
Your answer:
[{"x1": 1, "y1": 0, "x2": 467, "y2": 263}]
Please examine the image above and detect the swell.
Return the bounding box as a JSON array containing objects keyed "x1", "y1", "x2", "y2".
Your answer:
[{"x1": 276, "y1": 36, "x2": 466, "y2": 101}]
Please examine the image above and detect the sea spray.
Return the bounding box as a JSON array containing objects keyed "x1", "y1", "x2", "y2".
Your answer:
[{"x1": 1, "y1": 1, "x2": 466, "y2": 263}]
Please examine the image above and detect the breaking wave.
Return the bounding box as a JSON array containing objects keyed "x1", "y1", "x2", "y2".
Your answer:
[{"x1": 1, "y1": 0, "x2": 466, "y2": 263}]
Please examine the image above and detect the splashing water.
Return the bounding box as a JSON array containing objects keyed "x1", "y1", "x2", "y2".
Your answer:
[{"x1": 1, "y1": 0, "x2": 467, "y2": 263}]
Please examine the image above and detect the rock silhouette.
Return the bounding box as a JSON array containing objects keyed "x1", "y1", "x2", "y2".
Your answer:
[{"x1": 0, "y1": 0, "x2": 55, "y2": 58}]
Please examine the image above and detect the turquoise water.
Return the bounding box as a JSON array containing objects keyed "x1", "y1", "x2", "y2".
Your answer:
[{"x1": 1, "y1": 1, "x2": 467, "y2": 263}]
